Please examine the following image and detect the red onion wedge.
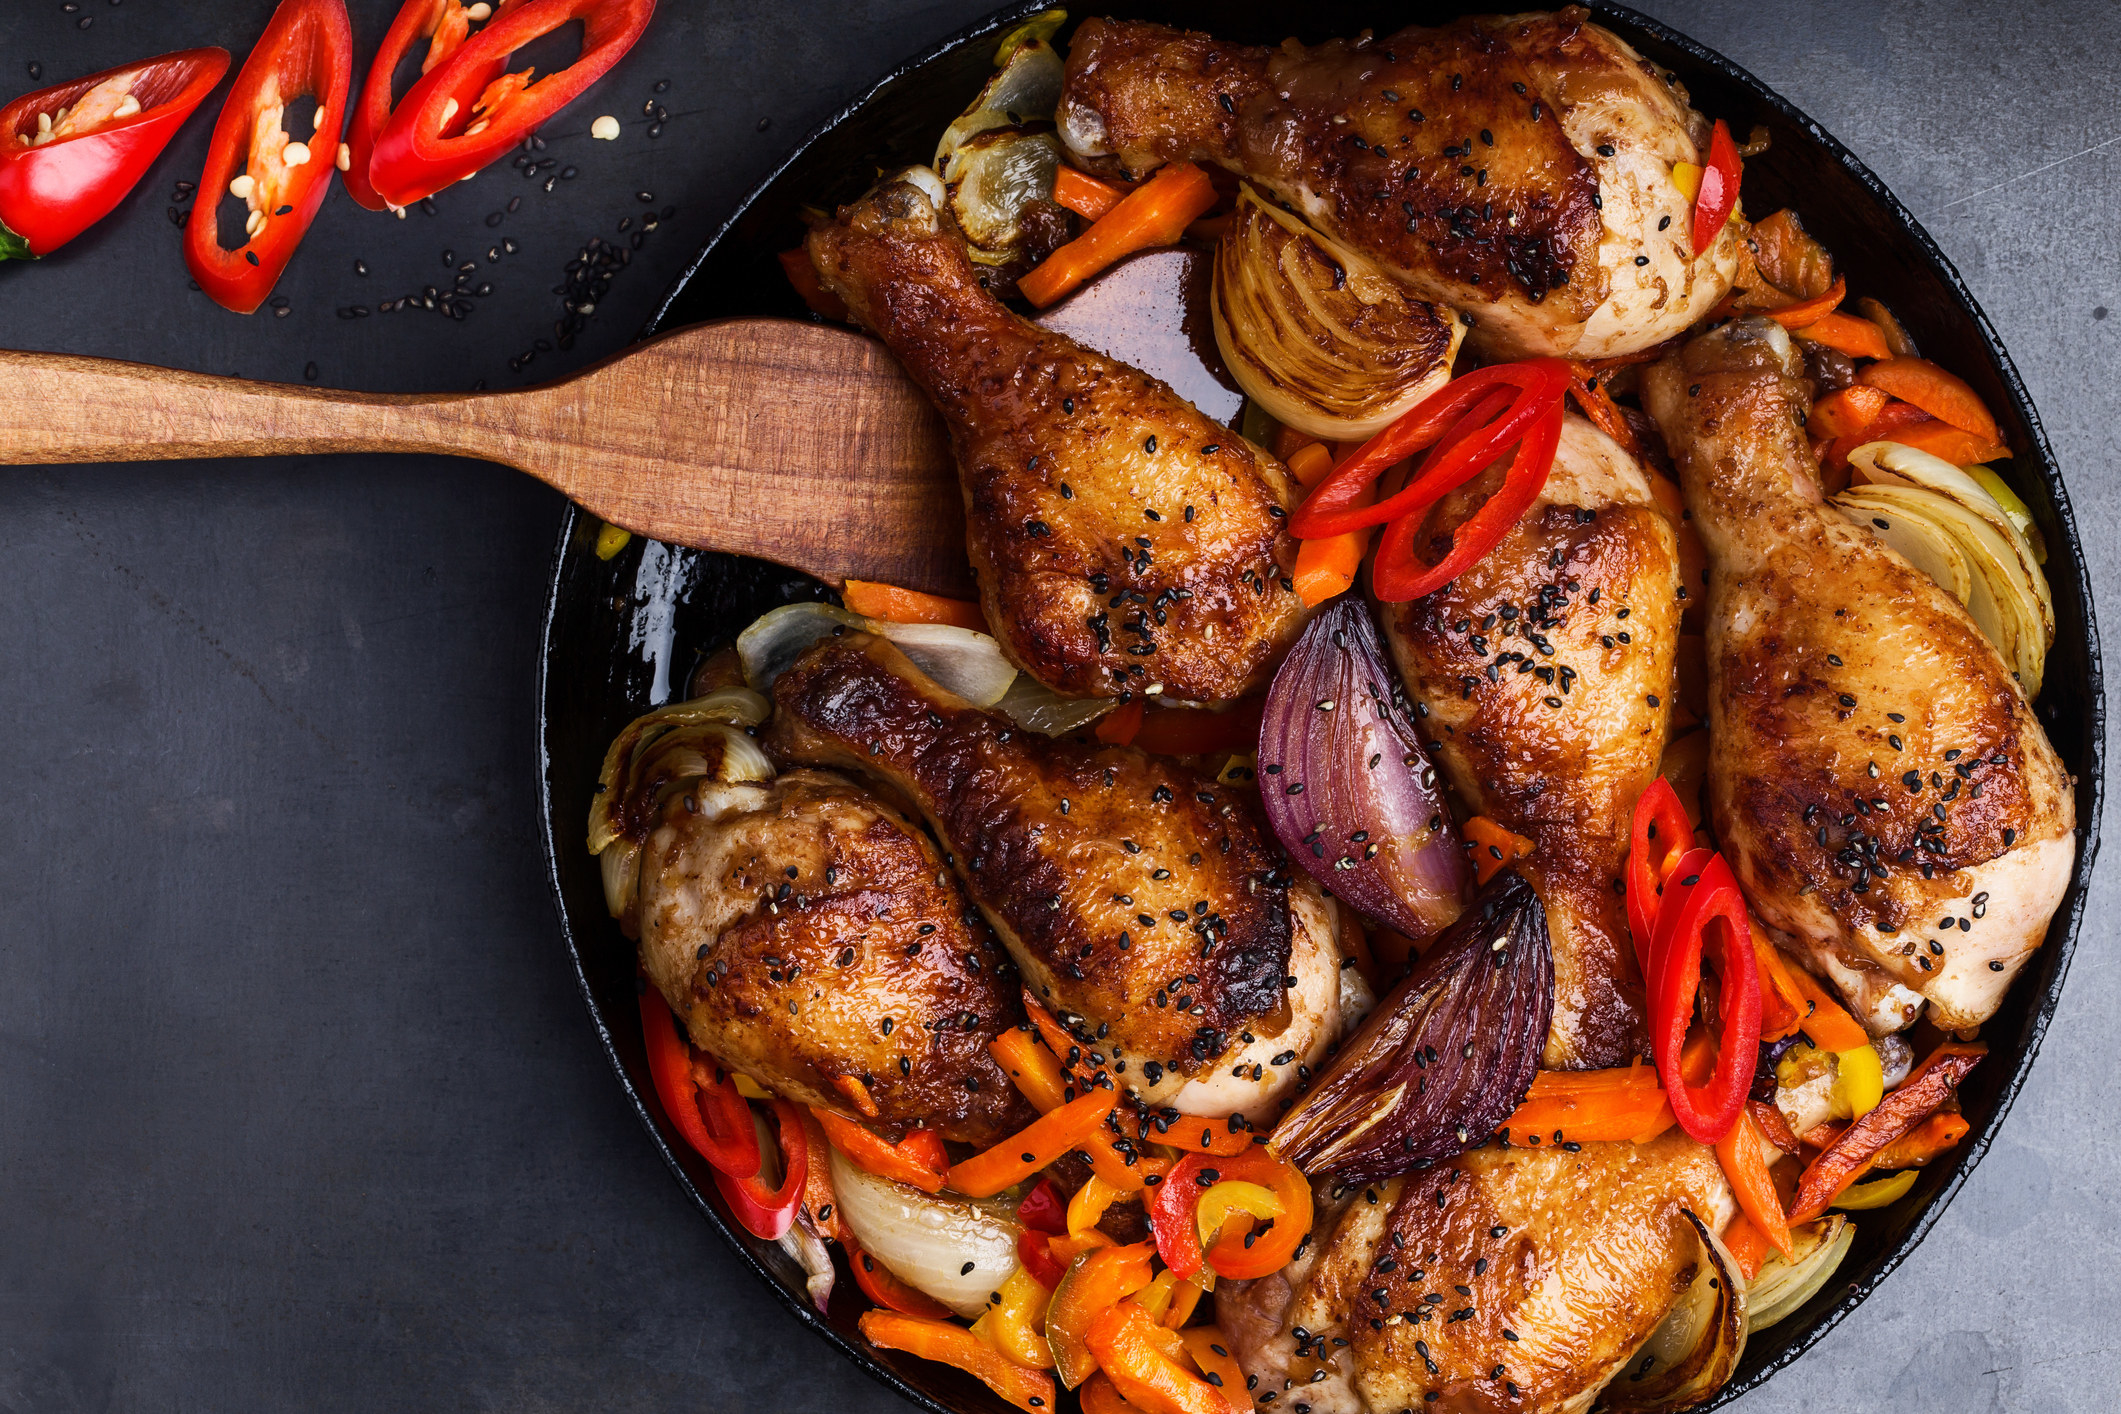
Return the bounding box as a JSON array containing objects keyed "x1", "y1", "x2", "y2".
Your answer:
[
  {"x1": 1257, "y1": 596, "x2": 1469, "y2": 941},
  {"x1": 1270, "y1": 872, "x2": 1553, "y2": 1183}
]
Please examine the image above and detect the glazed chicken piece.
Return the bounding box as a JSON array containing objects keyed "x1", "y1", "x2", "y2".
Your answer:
[
  {"x1": 1058, "y1": 8, "x2": 1739, "y2": 360},
  {"x1": 1643, "y1": 320, "x2": 2075, "y2": 1033},
  {"x1": 806, "y1": 175, "x2": 1307, "y2": 703},
  {"x1": 611, "y1": 753, "x2": 1031, "y2": 1145},
  {"x1": 1379, "y1": 414, "x2": 1678, "y2": 1068},
  {"x1": 764, "y1": 630, "x2": 1367, "y2": 1119},
  {"x1": 1219, "y1": 1135, "x2": 1733, "y2": 1414}
]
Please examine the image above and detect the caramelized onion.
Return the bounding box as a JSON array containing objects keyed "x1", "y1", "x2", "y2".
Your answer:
[
  {"x1": 1212, "y1": 186, "x2": 1463, "y2": 440},
  {"x1": 1269, "y1": 872, "x2": 1552, "y2": 1183},
  {"x1": 1257, "y1": 597, "x2": 1469, "y2": 940},
  {"x1": 1602, "y1": 1210, "x2": 1747, "y2": 1412}
]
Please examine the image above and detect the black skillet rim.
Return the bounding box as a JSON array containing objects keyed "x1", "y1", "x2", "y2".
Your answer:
[{"x1": 536, "y1": 4, "x2": 2107, "y2": 1409}]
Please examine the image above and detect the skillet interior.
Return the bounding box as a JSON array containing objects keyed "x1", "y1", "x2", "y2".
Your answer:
[{"x1": 536, "y1": 4, "x2": 2106, "y2": 1410}]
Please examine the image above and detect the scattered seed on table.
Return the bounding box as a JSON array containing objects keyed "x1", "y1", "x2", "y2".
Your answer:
[
  {"x1": 303, "y1": 362, "x2": 318, "y2": 381},
  {"x1": 441, "y1": 248, "x2": 454, "y2": 265},
  {"x1": 419, "y1": 197, "x2": 436, "y2": 215},
  {"x1": 507, "y1": 196, "x2": 521, "y2": 212},
  {"x1": 646, "y1": 124, "x2": 662, "y2": 139},
  {"x1": 354, "y1": 259, "x2": 367, "y2": 275},
  {"x1": 756, "y1": 117, "x2": 770, "y2": 132},
  {"x1": 543, "y1": 175, "x2": 557, "y2": 190},
  {"x1": 502, "y1": 238, "x2": 518, "y2": 253},
  {"x1": 560, "y1": 165, "x2": 578, "y2": 179},
  {"x1": 654, "y1": 79, "x2": 668, "y2": 92},
  {"x1": 636, "y1": 190, "x2": 654, "y2": 203},
  {"x1": 590, "y1": 115, "x2": 620, "y2": 140},
  {"x1": 618, "y1": 217, "x2": 632, "y2": 232},
  {"x1": 485, "y1": 212, "x2": 503, "y2": 226},
  {"x1": 26, "y1": 63, "x2": 41, "y2": 80}
]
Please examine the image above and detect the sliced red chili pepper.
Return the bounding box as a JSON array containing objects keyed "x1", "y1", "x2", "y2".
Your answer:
[
  {"x1": 343, "y1": 0, "x2": 526, "y2": 210},
  {"x1": 0, "y1": 47, "x2": 229, "y2": 259},
  {"x1": 366, "y1": 0, "x2": 654, "y2": 208},
  {"x1": 1369, "y1": 397, "x2": 1565, "y2": 603},
  {"x1": 184, "y1": 0, "x2": 352, "y2": 313},
  {"x1": 1626, "y1": 777, "x2": 1697, "y2": 966},
  {"x1": 712, "y1": 1097, "x2": 808, "y2": 1241},
  {"x1": 1691, "y1": 118, "x2": 1742, "y2": 257},
  {"x1": 1145, "y1": 1150, "x2": 1311, "y2": 1283},
  {"x1": 637, "y1": 986, "x2": 761, "y2": 1177},
  {"x1": 1017, "y1": 1176, "x2": 1070, "y2": 1235},
  {"x1": 1788, "y1": 1042, "x2": 1983, "y2": 1223},
  {"x1": 1646, "y1": 852, "x2": 1761, "y2": 1143}
]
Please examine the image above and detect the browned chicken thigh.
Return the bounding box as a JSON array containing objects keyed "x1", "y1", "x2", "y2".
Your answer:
[
  {"x1": 1058, "y1": 9, "x2": 1739, "y2": 359},
  {"x1": 1643, "y1": 319, "x2": 2076, "y2": 1033},
  {"x1": 806, "y1": 176, "x2": 1307, "y2": 703},
  {"x1": 1380, "y1": 414, "x2": 1678, "y2": 1069},
  {"x1": 764, "y1": 631, "x2": 1367, "y2": 1118},
  {"x1": 594, "y1": 700, "x2": 1030, "y2": 1144},
  {"x1": 1218, "y1": 1135, "x2": 1733, "y2": 1414}
]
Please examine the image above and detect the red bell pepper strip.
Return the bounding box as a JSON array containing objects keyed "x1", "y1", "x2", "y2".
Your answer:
[
  {"x1": 1788, "y1": 1042, "x2": 1984, "y2": 1222},
  {"x1": 1145, "y1": 1150, "x2": 1312, "y2": 1283},
  {"x1": 637, "y1": 986, "x2": 761, "y2": 1177},
  {"x1": 184, "y1": 0, "x2": 353, "y2": 313},
  {"x1": 366, "y1": 0, "x2": 655, "y2": 208},
  {"x1": 343, "y1": 0, "x2": 525, "y2": 210},
  {"x1": 1370, "y1": 397, "x2": 1565, "y2": 603},
  {"x1": 712, "y1": 1097, "x2": 808, "y2": 1241},
  {"x1": 1017, "y1": 1177, "x2": 1070, "y2": 1235},
  {"x1": 1017, "y1": 1229, "x2": 1070, "y2": 1289},
  {"x1": 1690, "y1": 118, "x2": 1742, "y2": 257},
  {"x1": 0, "y1": 47, "x2": 229, "y2": 259},
  {"x1": 1645, "y1": 852, "x2": 1761, "y2": 1143},
  {"x1": 1625, "y1": 776, "x2": 1696, "y2": 963},
  {"x1": 845, "y1": 1238, "x2": 954, "y2": 1319}
]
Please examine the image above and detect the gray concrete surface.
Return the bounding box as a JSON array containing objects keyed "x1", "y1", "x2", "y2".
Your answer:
[{"x1": 0, "y1": 2, "x2": 2110, "y2": 1411}]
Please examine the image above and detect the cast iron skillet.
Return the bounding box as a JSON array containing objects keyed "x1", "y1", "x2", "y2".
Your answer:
[{"x1": 537, "y1": 4, "x2": 2106, "y2": 1409}]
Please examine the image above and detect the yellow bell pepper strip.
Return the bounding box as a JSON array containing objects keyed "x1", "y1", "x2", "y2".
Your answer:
[
  {"x1": 1148, "y1": 1151, "x2": 1312, "y2": 1282},
  {"x1": 1832, "y1": 1168, "x2": 1918, "y2": 1210},
  {"x1": 1195, "y1": 1183, "x2": 1284, "y2": 1249},
  {"x1": 1178, "y1": 1329, "x2": 1247, "y2": 1412},
  {"x1": 973, "y1": 1265, "x2": 1057, "y2": 1368},
  {"x1": 1018, "y1": 162, "x2": 1219, "y2": 309},
  {"x1": 1162, "y1": 1279, "x2": 1204, "y2": 1331},
  {"x1": 1087, "y1": 1304, "x2": 1231, "y2": 1414},
  {"x1": 1129, "y1": 1270, "x2": 1183, "y2": 1324},
  {"x1": 847, "y1": 1238, "x2": 954, "y2": 1319},
  {"x1": 1789, "y1": 1042, "x2": 1985, "y2": 1223},
  {"x1": 811, "y1": 1107, "x2": 949, "y2": 1194},
  {"x1": 1502, "y1": 1062, "x2": 1675, "y2": 1146},
  {"x1": 1047, "y1": 1240, "x2": 1158, "y2": 1389},
  {"x1": 1070, "y1": 1174, "x2": 1127, "y2": 1238},
  {"x1": 949, "y1": 1088, "x2": 1121, "y2": 1199},
  {"x1": 1715, "y1": 1105, "x2": 1793, "y2": 1261},
  {"x1": 859, "y1": 1310, "x2": 1059, "y2": 1414},
  {"x1": 1836, "y1": 1043, "x2": 1886, "y2": 1119},
  {"x1": 995, "y1": 1013, "x2": 1168, "y2": 1192}
]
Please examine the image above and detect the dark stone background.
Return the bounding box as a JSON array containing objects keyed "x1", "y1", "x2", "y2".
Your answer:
[{"x1": 0, "y1": 3, "x2": 2110, "y2": 1411}]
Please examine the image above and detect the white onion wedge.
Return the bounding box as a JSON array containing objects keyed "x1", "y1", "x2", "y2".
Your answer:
[
  {"x1": 1602, "y1": 1210, "x2": 1748, "y2": 1412},
  {"x1": 1746, "y1": 1214, "x2": 1855, "y2": 1332},
  {"x1": 828, "y1": 1146, "x2": 1020, "y2": 1317}
]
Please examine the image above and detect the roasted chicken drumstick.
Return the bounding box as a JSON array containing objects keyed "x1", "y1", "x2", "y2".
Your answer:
[
  {"x1": 1643, "y1": 319, "x2": 2075, "y2": 1032},
  {"x1": 807, "y1": 174, "x2": 1308, "y2": 703},
  {"x1": 1058, "y1": 8, "x2": 1739, "y2": 360}
]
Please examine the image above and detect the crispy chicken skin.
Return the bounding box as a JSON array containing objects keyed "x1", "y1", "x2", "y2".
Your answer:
[
  {"x1": 764, "y1": 631, "x2": 1360, "y2": 1116},
  {"x1": 1057, "y1": 9, "x2": 1739, "y2": 360},
  {"x1": 632, "y1": 766, "x2": 1031, "y2": 1145},
  {"x1": 1642, "y1": 320, "x2": 2075, "y2": 1033},
  {"x1": 1380, "y1": 415, "x2": 1677, "y2": 1068},
  {"x1": 1219, "y1": 1135, "x2": 1732, "y2": 1414},
  {"x1": 806, "y1": 178, "x2": 1307, "y2": 703}
]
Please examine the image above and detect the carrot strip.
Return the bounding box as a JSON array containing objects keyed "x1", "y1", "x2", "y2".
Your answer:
[
  {"x1": 1565, "y1": 363, "x2": 1639, "y2": 454},
  {"x1": 1716, "y1": 1106, "x2": 1794, "y2": 1260},
  {"x1": 1760, "y1": 275, "x2": 1846, "y2": 329},
  {"x1": 860, "y1": 1310, "x2": 1058, "y2": 1414},
  {"x1": 835, "y1": 1072, "x2": 883, "y2": 1119},
  {"x1": 1134, "y1": 1110, "x2": 1253, "y2": 1157},
  {"x1": 796, "y1": 1110, "x2": 845, "y2": 1242},
  {"x1": 1274, "y1": 426, "x2": 1318, "y2": 462},
  {"x1": 1797, "y1": 312, "x2": 1892, "y2": 361},
  {"x1": 1721, "y1": 1212, "x2": 1774, "y2": 1281},
  {"x1": 1018, "y1": 162, "x2": 1219, "y2": 309},
  {"x1": 778, "y1": 247, "x2": 848, "y2": 321},
  {"x1": 951, "y1": 1089, "x2": 1119, "y2": 1197},
  {"x1": 1289, "y1": 440, "x2": 1373, "y2": 606},
  {"x1": 1809, "y1": 386, "x2": 1891, "y2": 441},
  {"x1": 1751, "y1": 925, "x2": 1810, "y2": 1042},
  {"x1": 811, "y1": 1107, "x2": 948, "y2": 1193},
  {"x1": 1824, "y1": 397, "x2": 1929, "y2": 471},
  {"x1": 1083, "y1": 1373, "x2": 1145, "y2": 1414},
  {"x1": 1872, "y1": 1111, "x2": 1970, "y2": 1169},
  {"x1": 1097, "y1": 699, "x2": 1145, "y2": 746},
  {"x1": 1858, "y1": 357, "x2": 2000, "y2": 442},
  {"x1": 843, "y1": 579, "x2": 986, "y2": 630},
  {"x1": 1502, "y1": 1063, "x2": 1675, "y2": 1145},
  {"x1": 1779, "y1": 963, "x2": 1869, "y2": 1053},
  {"x1": 1464, "y1": 815, "x2": 1533, "y2": 886},
  {"x1": 1053, "y1": 165, "x2": 1127, "y2": 221},
  {"x1": 1283, "y1": 442, "x2": 1333, "y2": 488},
  {"x1": 1877, "y1": 416, "x2": 2012, "y2": 465},
  {"x1": 1131, "y1": 698, "x2": 1265, "y2": 757},
  {"x1": 989, "y1": 1027, "x2": 1150, "y2": 1191}
]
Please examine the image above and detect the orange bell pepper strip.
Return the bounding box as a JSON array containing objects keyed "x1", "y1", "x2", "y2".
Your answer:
[
  {"x1": 1082, "y1": 1373, "x2": 1145, "y2": 1414},
  {"x1": 842, "y1": 579, "x2": 988, "y2": 630},
  {"x1": 1179, "y1": 1328, "x2": 1247, "y2": 1412},
  {"x1": 1087, "y1": 1304, "x2": 1231, "y2": 1414},
  {"x1": 1162, "y1": 1278, "x2": 1205, "y2": 1331},
  {"x1": 1047, "y1": 1240, "x2": 1158, "y2": 1388},
  {"x1": 1797, "y1": 312, "x2": 1892, "y2": 361},
  {"x1": 846, "y1": 1238, "x2": 955, "y2": 1319},
  {"x1": 1502, "y1": 1062, "x2": 1675, "y2": 1145},
  {"x1": 1148, "y1": 1150, "x2": 1312, "y2": 1282},
  {"x1": 1809, "y1": 385, "x2": 1892, "y2": 442},
  {"x1": 1858, "y1": 357, "x2": 2001, "y2": 443},
  {"x1": 1777, "y1": 962, "x2": 1869, "y2": 1053},
  {"x1": 1133, "y1": 1111, "x2": 1254, "y2": 1157},
  {"x1": 949, "y1": 1088, "x2": 1121, "y2": 1198},
  {"x1": 990, "y1": 1026, "x2": 1159, "y2": 1192},
  {"x1": 1053, "y1": 164, "x2": 1127, "y2": 221},
  {"x1": 811, "y1": 1107, "x2": 949, "y2": 1194},
  {"x1": 1750, "y1": 925, "x2": 1809, "y2": 1042},
  {"x1": 1020, "y1": 162, "x2": 1219, "y2": 308},
  {"x1": 1876, "y1": 416, "x2": 2012, "y2": 466},
  {"x1": 1097, "y1": 698, "x2": 1146, "y2": 746},
  {"x1": 835, "y1": 1072, "x2": 884, "y2": 1119},
  {"x1": 1872, "y1": 1111, "x2": 1970, "y2": 1170},
  {"x1": 1464, "y1": 815, "x2": 1534, "y2": 886},
  {"x1": 1068, "y1": 1174, "x2": 1126, "y2": 1238},
  {"x1": 1716, "y1": 1105, "x2": 1794, "y2": 1261},
  {"x1": 1823, "y1": 396, "x2": 1929, "y2": 471},
  {"x1": 860, "y1": 1310, "x2": 1059, "y2": 1414},
  {"x1": 1131, "y1": 699, "x2": 1266, "y2": 757},
  {"x1": 1721, "y1": 1211, "x2": 1776, "y2": 1281},
  {"x1": 1789, "y1": 1042, "x2": 1985, "y2": 1223}
]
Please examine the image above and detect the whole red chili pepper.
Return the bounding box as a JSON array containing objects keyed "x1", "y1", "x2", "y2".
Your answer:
[
  {"x1": 343, "y1": 0, "x2": 526, "y2": 210},
  {"x1": 184, "y1": 0, "x2": 353, "y2": 313},
  {"x1": 366, "y1": 0, "x2": 655, "y2": 208},
  {"x1": 0, "y1": 48, "x2": 228, "y2": 259},
  {"x1": 1645, "y1": 852, "x2": 1762, "y2": 1143}
]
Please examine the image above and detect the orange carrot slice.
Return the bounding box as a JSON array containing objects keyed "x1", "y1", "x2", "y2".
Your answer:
[
  {"x1": 842, "y1": 579, "x2": 987, "y2": 630},
  {"x1": 1797, "y1": 312, "x2": 1892, "y2": 361},
  {"x1": 1858, "y1": 357, "x2": 2000, "y2": 443},
  {"x1": 1053, "y1": 165, "x2": 1127, "y2": 221},
  {"x1": 1018, "y1": 163, "x2": 1219, "y2": 309}
]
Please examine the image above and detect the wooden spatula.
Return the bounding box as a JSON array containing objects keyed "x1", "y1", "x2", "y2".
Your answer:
[{"x1": 0, "y1": 250, "x2": 1232, "y2": 601}]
